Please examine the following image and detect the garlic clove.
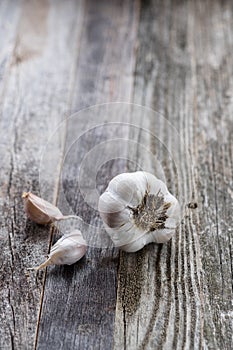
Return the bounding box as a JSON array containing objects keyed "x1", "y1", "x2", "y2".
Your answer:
[
  {"x1": 32, "y1": 230, "x2": 87, "y2": 270},
  {"x1": 120, "y1": 231, "x2": 153, "y2": 253},
  {"x1": 22, "y1": 192, "x2": 62, "y2": 224},
  {"x1": 98, "y1": 193, "x2": 131, "y2": 230},
  {"x1": 143, "y1": 172, "x2": 168, "y2": 195},
  {"x1": 98, "y1": 191, "x2": 126, "y2": 214},
  {"x1": 101, "y1": 216, "x2": 146, "y2": 249},
  {"x1": 22, "y1": 192, "x2": 78, "y2": 225},
  {"x1": 107, "y1": 172, "x2": 147, "y2": 207},
  {"x1": 151, "y1": 228, "x2": 175, "y2": 244},
  {"x1": 98, "y1": 171, "x2": 181, "y2": 252}
]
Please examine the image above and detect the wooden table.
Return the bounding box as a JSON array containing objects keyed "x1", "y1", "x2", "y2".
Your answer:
[{"x1": 0, "y1": 1, "x2": 232, "y2": 349}]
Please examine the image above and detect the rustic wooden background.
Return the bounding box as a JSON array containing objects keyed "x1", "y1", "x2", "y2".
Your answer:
[{"x1": 0, "y1": 0, "x2": 232, "y2": 349}]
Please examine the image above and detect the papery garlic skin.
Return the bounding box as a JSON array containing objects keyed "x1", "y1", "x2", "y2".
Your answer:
[
  {"x1": 22, "y1": 192, "x2": 77, "y2": 225},
  {"x1": 34, "y1": 230, "x2": 87, "y2": 270},
  {"x1": 98, "y1": 171, "x2": 180, "y2": 252}
]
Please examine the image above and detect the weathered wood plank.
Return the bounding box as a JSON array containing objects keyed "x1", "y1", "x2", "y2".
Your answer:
[
  {"x1": 0, "y1": 0, "x2": 86, "y2": 348},
  {"x1": 189, "y1": 1, "x2": 233, "y2": 348},
  {"x1": 0, "y1": 0, "x2": 21, "y2": 96},
  {"x1": 36, "y1": 1, "x2": 140, "y2": 349},
  {"x1": 114, "y1": 0, "x2": 232, "y2": 349},
  {"x1": 0, "y1": 1, "x2": 232, "y2": 349}
]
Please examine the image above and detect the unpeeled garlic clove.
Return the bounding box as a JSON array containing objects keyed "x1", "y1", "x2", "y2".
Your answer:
[
  {"x1": 32, "y1": 230, "x2": 87, "y2": 270},
  {"x1": 98, "y1": 171, "x2": 180, "y2": 252},
  {"x1": 22, "y1": 192, "x2": 78, "y2": 225}
]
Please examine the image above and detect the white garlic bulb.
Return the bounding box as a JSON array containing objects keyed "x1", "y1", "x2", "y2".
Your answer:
[
  {"x1": 98, "y1": 171, "x2": 180, "y2": 252},
  {"x1": 32, "y1": 230, "x2": 87, "y2": 270},
  {"x1": 22, "y1": 192, "x2": 78, "y2": 225}
]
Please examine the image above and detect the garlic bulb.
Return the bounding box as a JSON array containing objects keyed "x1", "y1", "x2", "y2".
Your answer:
[
  {"x1": 98, "y1": 171, "x2": 180, "y2": 252},
  {"x1": 32, "y1": 230, "x2": 87, "y2": 270},
  {"x1": 22, "y1": 192, "x2": 78, "y2": 225}
]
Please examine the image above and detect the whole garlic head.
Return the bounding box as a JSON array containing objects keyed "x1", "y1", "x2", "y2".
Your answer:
[{"x1": 98, "y1": 171, "x2": 180, "y2": 252}]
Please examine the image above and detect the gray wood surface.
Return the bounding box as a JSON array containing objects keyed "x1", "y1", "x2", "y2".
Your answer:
[{"x1": 0, "y1": 0, "x2": 232, "y2": 349}]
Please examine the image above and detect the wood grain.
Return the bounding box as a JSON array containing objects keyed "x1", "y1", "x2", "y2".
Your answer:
[{"x1": 0, "y1": 1, "x2": 232, "y2": 349}]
